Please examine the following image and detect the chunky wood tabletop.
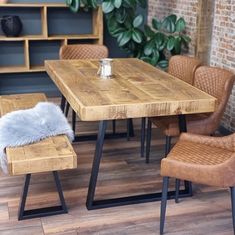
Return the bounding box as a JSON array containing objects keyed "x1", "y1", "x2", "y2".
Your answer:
[{"x1": 45, "y1": 58, "x2": 216, "y2": 121}]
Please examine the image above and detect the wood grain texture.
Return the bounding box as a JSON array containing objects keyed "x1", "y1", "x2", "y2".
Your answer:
[
  {"x1": 0, "y1": 94, "x2": 77, "y2": 176},
  {"x1": 45, "y1": 58, "x2": 216, "y2": 121}
]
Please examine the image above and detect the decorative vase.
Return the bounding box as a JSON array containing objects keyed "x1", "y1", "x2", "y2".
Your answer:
[{"x1": 1, "y1": 15, "x2": 23, "y2": 37}]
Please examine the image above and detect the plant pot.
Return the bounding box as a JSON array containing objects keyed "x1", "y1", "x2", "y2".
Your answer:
[{"x1": 1, "y1": 15, "x2": 23, "y2": 37}]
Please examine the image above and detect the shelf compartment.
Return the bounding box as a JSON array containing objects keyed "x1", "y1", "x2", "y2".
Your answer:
[
  {"x1": 47, "y1": 8, "x2": 93, "y2": 36},
  {"x1": 0, "y1": 41, "x2": 25, "y2": 67},
  {"x1": 0, "y1": 7, "x2": 42, "y2": 37},
  {"x1": 29, "y1": 40, "x2": 61, "y2": 68}
]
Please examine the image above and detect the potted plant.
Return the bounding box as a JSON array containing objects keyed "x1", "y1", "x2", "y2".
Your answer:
[{"x1": 66, "y1": 0, "x2": 191, "y2": 68}]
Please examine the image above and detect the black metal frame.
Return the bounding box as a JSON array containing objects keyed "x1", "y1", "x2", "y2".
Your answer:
[
  {"x1": 86, "y1": 114, "x2": 193, "y2": 210},
  {"x1": 18, "y1": 171, "x2": 67, "y2": 220}
]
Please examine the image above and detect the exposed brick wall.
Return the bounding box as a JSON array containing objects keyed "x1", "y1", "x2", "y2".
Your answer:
[
  {"x1": 148, "y1": 0, "x2": 199, "y2": 55},
  {"x1": 210, "y1": 0, "x2": 235, "y2": 131},
  {"x1": 148, "y1": 0, "x2": 235, "y2": 132}
]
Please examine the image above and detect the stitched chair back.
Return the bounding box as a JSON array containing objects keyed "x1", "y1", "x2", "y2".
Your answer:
[
  {"x1": 168, "y1": 55, "x2": 201, "y2": 84},
  {"x1": 59, "y1": 44, "x2": 108, "y2": 60},
  {"x1": 194, "y1": 66, "x2": 235, "y2": 132}
]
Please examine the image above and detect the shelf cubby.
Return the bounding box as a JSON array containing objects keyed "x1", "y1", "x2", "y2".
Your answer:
[{"x1": 0, "y1": 3, "x2": 103, "y2": 74}]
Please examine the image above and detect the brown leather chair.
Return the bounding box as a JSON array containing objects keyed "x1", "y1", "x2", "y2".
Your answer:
[
  {"x1": 160, "y1": 132, "x2": 235, "y2": 234},
  {"x1": 59, "y1": 44, "x2": 108, "y2": 60},
  {"x1": 59, "y1": 44, "x2": 108, "y2": 132},
  {"x1": 168, "y1": 55, "x2": 201, "y2": 85},
  {"x1": 146, "y1": 66, "x2": 235, "y2": 162}
]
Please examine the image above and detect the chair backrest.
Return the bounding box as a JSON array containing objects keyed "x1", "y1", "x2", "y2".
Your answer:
[
  {"x1": 59, "y1": 44, "x2": 108, "y2": 60},
  {"x1": 168, "y1": 55, "x2": 201, "y2": 84},
  {"x1": 194, "y1": 66, "x2": 235, "y2": 129}
]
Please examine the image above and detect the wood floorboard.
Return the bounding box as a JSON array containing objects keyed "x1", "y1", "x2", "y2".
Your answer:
[{"x1": 0, "y1": 97, "x2": 232, "y2": 234}]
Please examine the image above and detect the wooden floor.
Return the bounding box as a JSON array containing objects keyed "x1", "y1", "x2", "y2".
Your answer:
[{"x1": 0, "y1": 103, "x2": 233, "y2": 234}]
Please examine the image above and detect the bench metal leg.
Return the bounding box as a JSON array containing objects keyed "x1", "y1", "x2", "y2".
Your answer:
[
  {"x1": 72, "y1": 110, "x2": 76, "y2": 133},
  {"x1": 18, "y1": 171, "x2": 67, "y2": 220},
  {"x1": 65, "y1": 102, "x2": 70, "y2": 117},
  {"x1": 60, "y1": 95, "x2": 66, "y2": 113}
]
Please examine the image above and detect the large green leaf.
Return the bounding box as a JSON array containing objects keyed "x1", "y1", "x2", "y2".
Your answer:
[
  {"x1": 102, "y1": 1, "x2": 115, "y2": 13},
  {"x1": 144, "y1": 40, "x2": 155, "y2": 56},
  {"x1": 119, "y1": 30, "x2": 132, "y2": 46},
  {"x1": 132, "y1": 29, "x2": 143, "y2": 43},
  {"x1": 133, "y1": 14, "x2": 144, "y2": 28},
  {"x1": 167, "y1": 14, "x2": 177, "y2": 24},
  {"x1": 152, "y1": 18, "x2": 161, "y2": 30},
  {"x1": 162, "y1": 17, "x2": 175, "y2": 33},
  {"x1": 66, "y1": 0, "x2": 80, "y2": 13},
  {"x1": 154, "y1": 32, "x2": 165, "y2": 48},
  {"x1": 158, "y1": 60, "x2": 169, "y2": 68},
  {"x1": 144, "y1": 25, "x2": 155, "y2": 38},
  {"x1": 113, "y1": 0, "x2": 122, "y2": 8},
  {"x1": 150, "y1": 51, "x2": 160, "y2": 66},
  {"x1": 115, "y1": 8, "x2": 127, "y2": 23},
  {"x1": 181, "y1": 35, "x2": 191, "y2": 43},
  {"x1": 167, "y1": 36, "x2": 175, "y2": 51},
  {"x1": 176, "y1": 17, "x2": 186, "y2": 32},
  {"x1": 174, "y1": 37, "x2": 182, "y2": 54}
]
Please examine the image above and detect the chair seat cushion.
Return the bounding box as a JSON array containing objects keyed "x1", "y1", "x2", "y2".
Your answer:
[{"x1": 161, "y1": 139, "x2": 235, "y2": 187}]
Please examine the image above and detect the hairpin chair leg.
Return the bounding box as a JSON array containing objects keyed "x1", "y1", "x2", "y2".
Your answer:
[
  {"x1": 160, "y1": 176, "x2": 169, "y2": 235},
  {"x1": 145, "y1": 119, "x2": 152, "y2": 163},
  {"x1": 230, "y1": 187, "x2": 235, "y2": 233},
  {"x1": 18, "y1": 171, "x2": 67, "y2": 220}
]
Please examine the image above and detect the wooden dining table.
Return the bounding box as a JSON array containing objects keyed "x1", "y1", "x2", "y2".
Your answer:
[{"x1": 45, "y1": 58, "x2": 216, "y2": 210}]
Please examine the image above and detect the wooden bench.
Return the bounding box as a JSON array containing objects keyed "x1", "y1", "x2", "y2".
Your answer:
[{"x1": 0, "y1": 93, "x2": 77, "y2": 220}]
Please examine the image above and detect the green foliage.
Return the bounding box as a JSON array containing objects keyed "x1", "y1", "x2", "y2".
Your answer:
[{"x1": 66, "y1": 0, "x2": 191, "y2": 68}]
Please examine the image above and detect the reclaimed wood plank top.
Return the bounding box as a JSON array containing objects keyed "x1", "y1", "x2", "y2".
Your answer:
[{"x1": 45, "y1": 58, "x2": 216, "y2": 121}]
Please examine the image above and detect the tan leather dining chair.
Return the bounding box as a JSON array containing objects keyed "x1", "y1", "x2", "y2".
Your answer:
[
  {"x1": 59, "y1": 44, "x2": 108, "y2": 132},
  {"x1": 145, "y1": 65, "x2": 235, "y2": 163},
  {"x1": 160, "y1": 132, "x2": 235, "y2": 234}
]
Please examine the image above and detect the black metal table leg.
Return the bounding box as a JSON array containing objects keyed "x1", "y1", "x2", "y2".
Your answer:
[
  {"x1": 60, "y1": 95, "x2": 66, "y2": 113},
  {"x1": 65, "y1": 102, "x2": 70, "y2": 117},
  {"x1": 72, "y1": 110, "x2": 76, "y2": 133},
  {"x1": 86, "y1": 121, "x2": 107, "y2": 209},
  {"x1": 86, "y1": 117, "x2": 193, "y2": 210},
  {"x1": 18, "y1": 171, "x2": 67, "y2": 220},
  {"x1": 140, "y1": 117, "x2": 146, "y2": 158}
]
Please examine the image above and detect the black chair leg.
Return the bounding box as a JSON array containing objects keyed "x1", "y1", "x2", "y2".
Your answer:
[
  {"x1": 72, "y1": 110, "x2": 76, "y2": 133},
  {"x1": 165, "y1": 136, "x2": 172, "y2": 156},
  {"x1": 65, "y1": 102, "x2": 70, "y2": 117},
  {"x1": 160, "y1": 176, "x2": 169, "y2": 235},
  {"x1": 140, "y1": 117, "x2": 146, "y2": 158},
  {"x1": 175, "y1": 179, "x2": 180, "y2": 203},
  {"x1": 230, "y1": 187, "x2": 235, "y2": 233},
  {"x1": 145, "y1": 119, "x2": 152, "y2": 163}
]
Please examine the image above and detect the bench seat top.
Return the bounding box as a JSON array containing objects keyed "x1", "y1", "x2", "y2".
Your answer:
[{"x1": 0, "y1": 93, "x2": 77, "y2": 176}]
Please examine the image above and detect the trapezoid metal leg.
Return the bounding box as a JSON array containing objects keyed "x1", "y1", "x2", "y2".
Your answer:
[{"x1": 18, "y1": 171, "x2": 67, "y2": 220}]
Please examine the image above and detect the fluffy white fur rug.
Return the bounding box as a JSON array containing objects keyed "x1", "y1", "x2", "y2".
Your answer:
[{"x1": 0, "y1": 102, "x2": 74, "y2": 174}]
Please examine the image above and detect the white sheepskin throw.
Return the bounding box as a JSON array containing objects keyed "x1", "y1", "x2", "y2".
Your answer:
[{"x1": 0, "y1": 102, "x2": 74, "y2": 174}]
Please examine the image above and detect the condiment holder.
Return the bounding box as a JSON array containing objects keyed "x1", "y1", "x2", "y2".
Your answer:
[{"x1": 97, "y1": 58, "x2": 113, "y2": 79}]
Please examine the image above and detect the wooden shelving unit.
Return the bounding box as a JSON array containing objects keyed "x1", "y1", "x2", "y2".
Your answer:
[{"x1": 0, "y1": 3, "x2": 103, "y2": 74}]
